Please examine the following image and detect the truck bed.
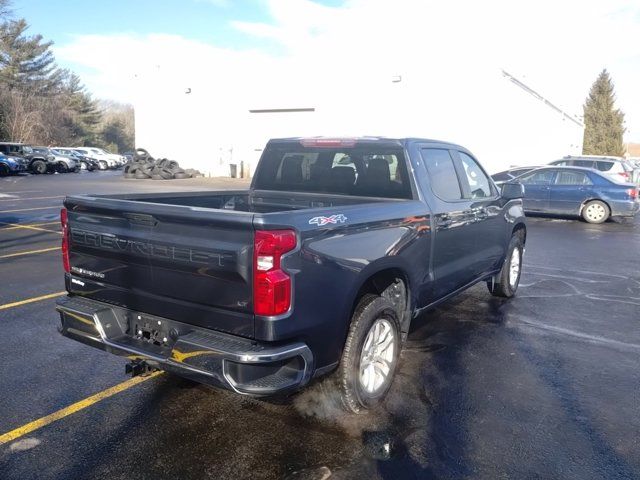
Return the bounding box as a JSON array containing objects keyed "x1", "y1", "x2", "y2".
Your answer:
[{"x1": 95, "y1": 189, "x2": 392, "y2": 214}]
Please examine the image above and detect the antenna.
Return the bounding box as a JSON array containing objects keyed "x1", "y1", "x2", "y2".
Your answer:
[{"x1": 502, "y1": 70, "x2": 583, "y2": 127}]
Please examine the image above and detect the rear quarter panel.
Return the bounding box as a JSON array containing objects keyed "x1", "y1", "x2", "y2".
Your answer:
[{"x1": 255, "y1": 200, "x2": 432, "y2": 369}]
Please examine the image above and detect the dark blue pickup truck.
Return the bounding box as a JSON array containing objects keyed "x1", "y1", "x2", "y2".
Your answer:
[{"x1": 56, "y1": 137, "x2": 526, "y2": 413}]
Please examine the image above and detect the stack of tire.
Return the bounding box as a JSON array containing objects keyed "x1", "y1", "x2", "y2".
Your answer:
[{"x1": 123, "y1": 148, "x2": 201, "y2": 180}]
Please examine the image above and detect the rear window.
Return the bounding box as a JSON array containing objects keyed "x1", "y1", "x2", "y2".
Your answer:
[{"x1": 253, "y1": 143, "x2": 413, "y2": 199}]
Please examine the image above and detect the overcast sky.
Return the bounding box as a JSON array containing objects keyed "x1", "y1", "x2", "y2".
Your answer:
[{"x1": 16, "y1": 0, "x2": 640, "y2": 142}]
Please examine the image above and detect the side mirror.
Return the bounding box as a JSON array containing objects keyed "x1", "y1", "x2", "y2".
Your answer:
[{"x1": 501, "y1": 182, "x2": 524, "y2": 200}]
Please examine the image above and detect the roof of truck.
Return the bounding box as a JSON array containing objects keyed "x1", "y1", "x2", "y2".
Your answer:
[{"x1": 269, "y1": 136, "x2": 461, "y2": 147}]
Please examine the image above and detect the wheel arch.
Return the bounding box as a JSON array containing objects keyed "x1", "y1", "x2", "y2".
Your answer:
[
  {"x1": 579, "y1": 197, "x2": 611, "y2": 215},
  {"x1": 346, "y1": 264, "x2": 413, "y2": 341},
  {"x1": 512, "y1": 222, "x2": 527, "y2": 244}
]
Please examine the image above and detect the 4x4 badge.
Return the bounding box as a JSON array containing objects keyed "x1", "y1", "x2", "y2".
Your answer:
[{"x1": 309, "y1": 214, "x2": 347, "y2": 226}]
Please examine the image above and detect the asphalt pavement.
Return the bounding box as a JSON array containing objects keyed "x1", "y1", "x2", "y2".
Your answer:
[{"x1": 0, "y1": 171, "x2": 638, "y2": 480}]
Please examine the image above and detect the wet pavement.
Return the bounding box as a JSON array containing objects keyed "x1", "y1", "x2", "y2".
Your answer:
[{"x1": 0, "y1": 171, "x2": 638, "y2": 479}]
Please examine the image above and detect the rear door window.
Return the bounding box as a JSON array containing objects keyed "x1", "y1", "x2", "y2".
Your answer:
[
  {"x1": 595, "y1": 161, "x2": 614, "y2": 172},
  {"x1": 555, "y1": 171, "x2": 592, "y2": 185},
  {"x1": 420, "y1": 148, "x2": 463, "y2": 201},
  {"x1": 573, "y1": 160, "x2": 595, "y2": 168},
  {"x1": 457, "y1": 151, "x2": 494, "y2": 198}
]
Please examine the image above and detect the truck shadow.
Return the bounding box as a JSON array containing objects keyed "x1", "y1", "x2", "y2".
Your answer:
[{"x1": 288, "y1": 285, "x2": 508, "y2": 479}]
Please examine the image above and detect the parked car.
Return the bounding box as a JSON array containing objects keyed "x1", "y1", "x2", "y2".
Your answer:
[
  {"x1": 87, "y1": 147, "x2": 126, "y2": 168},
  {"x1": 550, "y1": 155, "x2": 639, "y2": 184},
  {"x1": 52, "y1": 148, "x2": 98, "y2": 171},
  {"x1": 0, "y1": 142, "x2": 53, "y2": 174},
  {"x1": 516, "y1": 166, "x2": 639, "y2": 223},
  {"x1": 32, "y1": 147, "x2": 78, "y2": 173},
  {"x1": 491, "y1": 166, "x2": 542, "y2": 185},
  {"x1": 56, "y1": 136, "x2": 527, "y2": 413},
  {"x1": 73, "y1": 148, "x2": 121, "y2": 170},
  {"x1": 0, "y1": 153, "x2": 28, "y2": 176}
]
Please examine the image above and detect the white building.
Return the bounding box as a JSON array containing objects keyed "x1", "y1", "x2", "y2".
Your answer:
[{"x1": 133, "y1": 59, "x2": 583, "y2": 177}]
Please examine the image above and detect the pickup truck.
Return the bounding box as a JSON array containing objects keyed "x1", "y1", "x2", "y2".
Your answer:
[{"x1": 56, "y1": 137, "x2": 526, "y2": 413}]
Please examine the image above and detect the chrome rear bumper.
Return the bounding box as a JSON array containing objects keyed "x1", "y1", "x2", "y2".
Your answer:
[{"x1": 56, "y1": 295, "x2": 313, "y2": 395}]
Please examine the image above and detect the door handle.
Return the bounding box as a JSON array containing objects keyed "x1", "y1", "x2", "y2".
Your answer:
[
  {"x1": 439, "y1": 214, "x2": 453, "y2": 228},
  {"x1": 475, "y1": 207, "x2": 488, "y2": 219}
]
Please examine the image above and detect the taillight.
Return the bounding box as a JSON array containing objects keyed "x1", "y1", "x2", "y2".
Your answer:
[
  {"x1": 619, "y1": 172, "x2": 630, "y2": 180},
  {"x1": 60, "y1": 208, "x2": 70, "y2": 273},
  {"x1": 627, "y1": 188, "x2": 638, "y2": 200},
  {"x1": 253, "y1": 230, "x2": 296, "y2": 316}
]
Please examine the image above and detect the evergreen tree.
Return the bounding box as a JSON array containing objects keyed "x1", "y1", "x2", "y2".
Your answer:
[
  {"x1": 0, "y1": 0, "x2": 11, "y2": 20},
  {"x1": 582, "y1": 69, "x2": 626, "y2": 156},
  {"x1": 0, "y1": 18, "x2": 57, "y2": 93}
]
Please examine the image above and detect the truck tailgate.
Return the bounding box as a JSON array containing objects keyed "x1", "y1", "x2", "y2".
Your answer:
[{"x1": 64, "y1": 196, "x2": 255, "y2": 338}]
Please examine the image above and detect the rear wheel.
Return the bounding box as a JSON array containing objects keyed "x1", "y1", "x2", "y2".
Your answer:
[
  {"x1": 99, "y1": 160, "x2": 108, "y2": 170},
  {"x1": 31, "y1": 160, "x2": 47, "y2": 174},
  {"x1": 337, "y1": 294, "x2": 401, "y2": 413},
  {"x1": 0, "y1": 164, "x2": 9, "y2": 176},
  {"x1": 581, "y1": 200, "x2": 609, "y2": 224},
  {"x1": 488, "y1": 233, "x2": 523, "y2": 298}
]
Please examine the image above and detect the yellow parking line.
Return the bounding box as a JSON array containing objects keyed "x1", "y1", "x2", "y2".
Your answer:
[
  {"x1": 0, "y1": 291, "x2": 66, "y2": 311},
  {"x1": 0, "y1": 221, "x2": 60, "y2": 231},
  {"x1": 0, "y1": 206, "x2": 60, "y2": 213},
  {"x1": 0, "y1": 246, "x2": 61, "y2": 259},
  {"x1": 0, "y1": 371, "x2": 163, "y2": 445},
  {"x1": 0, "y1": 222, "x2": 61, "y2": 234},
  {"x1": 0, "y1": 195, "x2": 64, "y2": 202}
]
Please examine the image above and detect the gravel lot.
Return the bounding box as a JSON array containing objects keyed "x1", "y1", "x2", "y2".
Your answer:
[{"x1": 1, "y1": 171, "x2": 638, "y2": 480}]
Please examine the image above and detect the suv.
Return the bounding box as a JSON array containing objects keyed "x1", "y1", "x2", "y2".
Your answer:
[
  {"x1": 33, "y1": 147, "x2": 78, "y2": 173},
  {"x1": 0, "y1": 153, "x2": 28, "y2": 176},
  {"x1": 0, "y1": 142, "x2": 52, "y2": 174},
  {"x1": 550, "y1": 156, "x2": 638, "y2": 184}
]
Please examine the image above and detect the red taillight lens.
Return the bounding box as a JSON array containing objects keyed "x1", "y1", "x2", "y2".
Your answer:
[
  {"x1": 627, "y1": 188, "x2": 638, "y2": 200},
  {"x1": 61, "y1": 208, "x2": 70, "y2": 273},
  {"x1": 619, "y1": 172, "x2": 630, "y2": 180},
  {"x1": 253, "y1": 230, "x2": 296, "y2": 316}
]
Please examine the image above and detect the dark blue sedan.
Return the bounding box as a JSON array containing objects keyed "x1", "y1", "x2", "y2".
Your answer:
[{"x1": 515, "y1": 166, "x2": 639, "y2": 223}]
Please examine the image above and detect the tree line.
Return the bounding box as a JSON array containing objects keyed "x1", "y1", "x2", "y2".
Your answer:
[{"x1": 0, "y1": 0, "x2": 134, "y2": 153}]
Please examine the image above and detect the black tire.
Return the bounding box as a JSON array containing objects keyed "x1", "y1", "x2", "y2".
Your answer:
[
  {"x1": 134, "y1": 170, "x2": 150, "y2": 179},
  {"x1": 0, "y1": 164, "x2": 9, "y2": 176},
  {"x1": 139, "y1": 164, "x2": 155, "y2": 176},
  {"x1": 56, "y1": 162, "x2": 69, "y2": 173},
  {"x1": 32, "y1": 160, "x2": 47, "y2": 174},
  {"x1": 173, "y1": 172, "x2": 190, "y2": 179},
  {"x1": 581, "y1": 200, "x2": 610, "y2": 224},
  {"x1": 124, "y1": 173, "x2": 136, "y2": 179},
  {"x1": 488, "y1": 233, "x2": 524, "y2": 298},
  {"x1": 157, "y1": 167, "x2": 174, "y2": 179},
  {"x1": 337, "y1": 294, "x2": 401, "y2": 413}
]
